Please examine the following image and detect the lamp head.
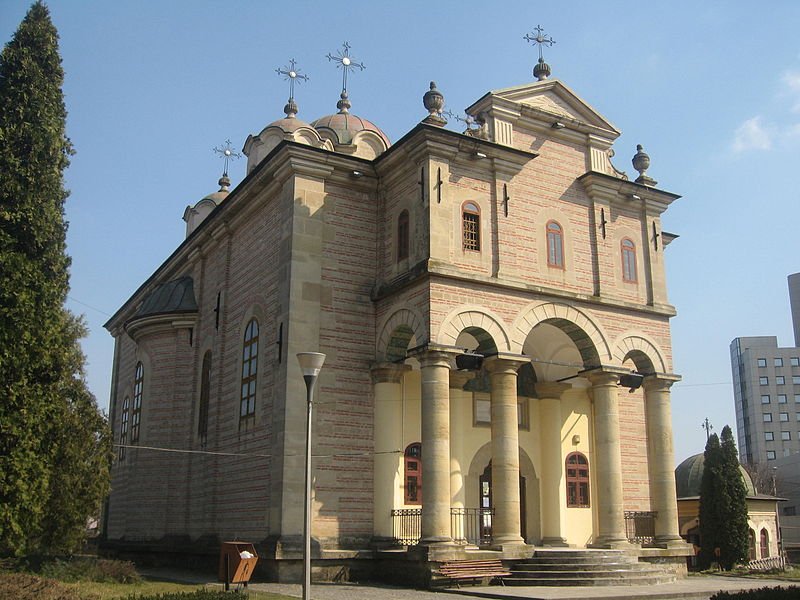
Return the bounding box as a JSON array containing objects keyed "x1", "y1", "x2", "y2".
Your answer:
[{"x1": 297, "y1": 352, "x2": 326, "y2": 378}]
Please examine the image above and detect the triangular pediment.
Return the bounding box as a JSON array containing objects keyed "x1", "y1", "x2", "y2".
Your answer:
[{"x1": 468, "y1": 79, "x2": 619, "y2": 136}]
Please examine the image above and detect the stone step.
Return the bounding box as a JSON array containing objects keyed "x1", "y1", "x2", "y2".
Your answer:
[
  {"x1": 512, "y1": 562, "x2": 657, "y2": 572},
  {"x1": 525, "y1": 555, "x2": 640, "y2": 565},
  {"x1": 509, "y1": 567, "x2": 665, "y2": 578},
  {"x1": 504, "y1": 574, "x2": 676, "y2": 587}
]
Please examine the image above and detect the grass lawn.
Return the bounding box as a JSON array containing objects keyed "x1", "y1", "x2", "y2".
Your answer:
[
  {"x1": 67, "y1": 580, "x2": 296, "y2": 599},
  {"x1": 694, "y1": 566, "x2": 800, "y2": 581}
]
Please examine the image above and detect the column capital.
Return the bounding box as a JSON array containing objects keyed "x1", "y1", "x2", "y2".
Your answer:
[
  {"x1": 643, "y1": 373, "x2": 681, "y2": 392},
  {"x1": 583, "y1": 366, "x2": 628, "y2": 387},
  {"x1": 407, "y1": 344, "x2": 459, "y2": 369},
  {"x1": 483, "y1": 353, "x2": 528, "y2": 374},
  {"x1": 535, "y1": 381, "x2": 571, "y2": 399},
  {"x1": 370, "y1": 362, "x2": 412, "y2": 384},
  {"x1": 449, "y1": 370, "x2": 475, "y2": 389}
]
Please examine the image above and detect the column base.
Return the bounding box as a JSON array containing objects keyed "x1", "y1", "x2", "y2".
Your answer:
[
  {"x1": 541, "y1": 536, "x2": 569, "y2": 547},
  {"x1": 654, "y1": 535, "x2": 692, "y2": 550}
]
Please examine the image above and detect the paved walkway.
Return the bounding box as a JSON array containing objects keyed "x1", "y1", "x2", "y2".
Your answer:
[{"x1": 143, "y1": 568, "x2": 795, "y2": 600}]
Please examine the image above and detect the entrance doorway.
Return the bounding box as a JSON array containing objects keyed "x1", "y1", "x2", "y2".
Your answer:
[{"x1": 479, "y1": 461, "x2": 527, "y2": 541}]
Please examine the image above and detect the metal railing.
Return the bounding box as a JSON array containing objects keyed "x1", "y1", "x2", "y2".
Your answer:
[
  {"x1": 624, "y1": 510, "x2": 657, "y2": 546},
  {"x1": 390, "y1": 507, "x2": 495, "y2": 546}
]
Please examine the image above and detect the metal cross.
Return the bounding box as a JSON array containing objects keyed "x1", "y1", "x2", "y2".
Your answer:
[
  {"x1": 276, "y1": 58, "x2": 309, "y2": 102},
  {"x1": 524, "y1": 25, "x2": 556, "y2": 61},
  {"x1": 444, "y1": 109, "x2": 478, "y2": 130},
  {"x1": 326, "y1": 42, "x2": 365, "y2": 94},
  {"x1": 701, "y1": 417, "x2": 714, "y2": 441},
  {"x1": 213, "y1": 139, "x2": 241, "y2": 176}
]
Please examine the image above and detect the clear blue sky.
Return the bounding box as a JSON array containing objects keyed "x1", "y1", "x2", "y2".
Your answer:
[{"x1": 2, "y1": 1, "x2": 800, "y2": 466}]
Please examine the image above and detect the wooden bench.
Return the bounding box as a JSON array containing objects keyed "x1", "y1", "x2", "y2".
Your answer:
[{"x1": 434, "y1": 559, "x2": 511, "y2": 587}]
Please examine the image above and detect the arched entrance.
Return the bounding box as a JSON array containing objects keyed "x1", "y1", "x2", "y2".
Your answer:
[{"x1": 479, "y1": 461, "x2": 526, "y2": 542}]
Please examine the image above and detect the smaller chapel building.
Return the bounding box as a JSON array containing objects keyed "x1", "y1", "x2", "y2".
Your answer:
[{"x1": 103, "y1": 45, "x2": 692, "y2": 581}]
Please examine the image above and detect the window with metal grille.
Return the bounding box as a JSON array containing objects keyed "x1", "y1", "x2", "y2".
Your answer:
[
  {"x1": 547, "y1": 220, "x2": 564, "y2": 268},
  {"x1": 462, "y1": 202, "x2": 480, "y2": 251},
  {"x1": 566, "y1": 452, "x2": 589, "y2": 507},
  {"x1": 240, "y1": 319, "x2": 259, "y2": 431},
  {"x1": 621, "y1": 238, "x2": 637, "y2": 282},
  {"x1": 404, "y1": 443, "x2": 422, "y2": 505},
  {"x1": 397, "y1": 210, "x2": 409, "y2": 261},
  {"x1": 131, "y1": 363, "x2": 143, "y2": 443},
  {"x1": 119, "y1": 396, "x2": 129, "y2": 461}
]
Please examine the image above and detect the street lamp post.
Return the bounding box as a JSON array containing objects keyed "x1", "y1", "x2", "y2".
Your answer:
[{"x1": 296, "y1": 352, "x2": 325, "y2": 600}]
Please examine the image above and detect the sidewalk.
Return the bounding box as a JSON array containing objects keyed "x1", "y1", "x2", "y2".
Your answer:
[{"x1": 142, "y1": 568, "x2": 795, "y2": 600}]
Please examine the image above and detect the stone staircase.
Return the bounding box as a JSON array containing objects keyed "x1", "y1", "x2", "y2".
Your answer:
[{"x1": 505, "y1": 548, "x2": 676, "y2": 586}]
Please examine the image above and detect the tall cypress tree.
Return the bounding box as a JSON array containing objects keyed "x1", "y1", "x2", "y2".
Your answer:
[
  {"x1": 698, "y1": 433, "x2": 722, "y2": 569},
  {"x1": 697, "y1": 427, "x2": 751, "y2": 570},
  {"x1": 0, "y1": 1, "x2": 110, "y2": 556},
  {"x1": 718, "y1": 425, "x2": 750, "y2": 569}
]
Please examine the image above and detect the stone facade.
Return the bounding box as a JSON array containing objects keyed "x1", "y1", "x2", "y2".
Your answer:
[{"x1": 103, "y1": 75, "x2": 690, "y2": 579}]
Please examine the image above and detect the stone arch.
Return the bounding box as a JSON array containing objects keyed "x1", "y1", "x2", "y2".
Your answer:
[
  {"x1": 436, "y1": 307, "x2": 511, "y2": 354},
  {"x1": 612, "y1": 334, "x2": 667, "y2": 373},
  {"x1": 376, "y1": 307, "x2": 426, "y2": 362},
  {"x1": 511, "y1": 302, "x2": 611, "y2": 366}
]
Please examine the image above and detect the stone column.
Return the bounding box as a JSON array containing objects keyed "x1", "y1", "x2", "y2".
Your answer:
[
  {"x1": 536, "y1": 382, "x2": 571, "y2": 546},
  {"x1": 371, "y1": 362, "x2": 411, "y2": 541},
  {"x1": 485, "y1": 354, "x2": 527, "y2": 547},
  {"x1": 417, "y1": 349, "x2": 454, "y2": 544},
  {"x1": 588, "y1": 370, "x2": 629, "y2": 547},
  {"x1": 449, "y1": 370, "x2": 473, "y2": 542},
  {"x1": 644, "y1": 375, "x2": 684, "y2": 546}
]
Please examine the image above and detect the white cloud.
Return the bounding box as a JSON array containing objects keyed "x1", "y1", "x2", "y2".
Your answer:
[
  {"x1": 732, "y1": 116, "x2": 773, "y2": 153},
  {"x1": 781, "y1": 70, "x2": 800, "y2": 113}
]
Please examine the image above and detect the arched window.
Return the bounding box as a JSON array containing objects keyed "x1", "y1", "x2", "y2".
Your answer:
[
  {"x1": 760, "y1": 528, "x2": 770, "y2": 558},
  {"x1": 621, "y1": 238, "x2": 637, "y2": 282},
  {"x1": 397, "y1": 210, "x2": 409, "y2": 262},
  {"x1": 119, "y1": 396, "x2": 129, "y2": 461},
  {"x1": 546, "y1": 221, "x2": 564, "y2": 268},
  {"x1": 131, "y1": 362, "x2": 143, "y2": 443},
  {"x1": 240, "y1": 319, "x2": 259, "y2": 431},
  {"x1": 566, "y1": 452, "x2": 590, "y2": 507},
  {"x1": 462, "y1": 202, "x2": 480, "y2": 251},
  {"x1": 404, "y1": 443, "x2": 422, "y2": 505},
  {"x1": 198, "y1": 351, "x2": 211, "y2": 444},
  {"x1": 748, "y1": 529, "x2": 757, "y2": 561}
]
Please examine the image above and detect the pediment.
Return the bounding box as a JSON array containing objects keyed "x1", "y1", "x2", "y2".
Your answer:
[{"x1": 469, "y1": 79, "x2": 619, "y2": 136}]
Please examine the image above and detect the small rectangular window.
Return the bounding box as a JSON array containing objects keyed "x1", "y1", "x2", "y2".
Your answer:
[
  {"x1": 473, "y1": 397, "x2": 491, "y2": 426},
  {"x1": 780, "y1": 412, "x2": 790, "y2": 422},
  {"x1": 782, "y1": 431, "x2": 791, "y2": 441},
  {"x1": 784, "y1": 506, "x2": 797, "y2": 516},
  {"x1": 767, "y1": 450, "x2": 777, "y2": 460},
  {"x1": 791, "y1": 357, "x2": 800, "y2": 367},
  {"x1": 758, "y1": 358, "x2": 768, "y2": 367},
  {"x1": 764, "y1": 413, "x2": 773, "y2": 422},
  {"x1": 779, "y1": 394, "x2": 788, "y2": 404},
  {"x1": 760, "y1": 377, "x2": 769, "y2": 385},
  {"x1": 793, "y1": 376, "x2": 800, "y2": 385},
  {"x1": 777, "y1": 376, "x2": 786, "y2": 385},
  {"x1": 775, "y1": 358, "x2": 784, "y2": 367},
  {"x1": 795, "y1": 394, "x2": 800, "y2": 403},
  {"x1": 762, "y1": 395, "x2": 771, "y2": 404},
  {"x1": 765, "y1": 432, "x2": 775, "y2": 441}
]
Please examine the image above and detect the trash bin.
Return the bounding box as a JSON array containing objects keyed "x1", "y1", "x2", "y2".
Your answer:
[{"x1": 218, "y1": 541, "x2": 259, "y2": 589}]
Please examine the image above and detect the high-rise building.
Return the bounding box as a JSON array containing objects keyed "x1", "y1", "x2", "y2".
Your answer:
[{"x1": 731, "y1": 274, "x2": 800, "y2": 465}]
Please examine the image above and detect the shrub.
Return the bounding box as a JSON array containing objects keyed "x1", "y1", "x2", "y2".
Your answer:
[
  {"x1": 0, "y1": 571, "x2": 89, "y2": 600},
  {"x1": 39, "y1": 557, "x2": 141, "y2": 583},
  {"x1": 710, "y1": 586, "x2": 800, "y2": 599},
  {"x1": 120, "y1": 591, "x2": 246, "y2": 600}
]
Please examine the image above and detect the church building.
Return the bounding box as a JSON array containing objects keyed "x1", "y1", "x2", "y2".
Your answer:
[{"x1": 103, "y1": 36, "x2": 692, "y2": 583}]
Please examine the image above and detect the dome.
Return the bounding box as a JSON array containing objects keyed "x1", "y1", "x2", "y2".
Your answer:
[
  {"x1": 310, "y1": 112, "x2": 390, "y2": 147},
  {"x1": 674, "y1": 453, "x2": 756, "y2": 498},
  {"x1": 264, "y1": 115, "x2": 314, "y2": 135}
]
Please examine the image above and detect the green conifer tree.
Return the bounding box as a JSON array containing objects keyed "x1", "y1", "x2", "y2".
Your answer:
[
  {"x1": 698, "y1": 433, "x2": 722, "y2": 569},
  {"x1": 0, "y1": 1, "x2": 111, "y2": 555},
  {"x1": 718, "y1": 425, "x2": 750, "y2": 569}
]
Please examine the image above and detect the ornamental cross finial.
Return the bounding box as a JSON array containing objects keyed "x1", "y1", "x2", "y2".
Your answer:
[
  {"x1": 276, "y1": 58, "x2": 309, "y2": 103},
  {"x1": 326, "y1": 41, "x2": 365, "y2": 96},
  {"x1": 213, "y1": 139, "x2": 241, "y2": 177},
  {"x1": 701, "y1": 417, "x2": 714, "y2": 441},
  {"x1": 524, "y1": 25, "x2": 556, "y2": 62}
]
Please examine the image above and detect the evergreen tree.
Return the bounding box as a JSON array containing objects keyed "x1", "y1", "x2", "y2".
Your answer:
[
  {"x1": 698, "y1": 433, "x2": 722, "y2": 569},
  {"x1": 718, "y1": 425, "x2": 750, "y2": 569},
  {"x1": 0, "y1": 1, "x2": 111, "y2": 555},
  {"x1": 697, "y1": 427, "x2": 751, "y2": 570}
]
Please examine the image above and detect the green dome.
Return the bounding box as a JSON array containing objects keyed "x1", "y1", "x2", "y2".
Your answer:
[{"x1": 674, "y1": 453, "x2": 756, "y2": 498}]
